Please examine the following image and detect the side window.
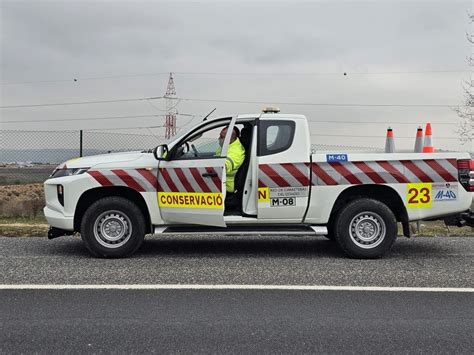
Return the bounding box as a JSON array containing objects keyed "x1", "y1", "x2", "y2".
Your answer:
[
  {"x1": 171, "y1": 125, "x2": 227, "y2": 160},
  {"x1": 266, "y1": 126, "x2": 279, "y2": 146},
  {"x1": 258, "y1": 120, "x2": 295, "y2": 156}
]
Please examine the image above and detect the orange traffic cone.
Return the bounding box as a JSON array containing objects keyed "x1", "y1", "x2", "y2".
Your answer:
[
  {"x1": 422, "y1": 123, "x2": 434, "y2": 153},
  {"x1": 385, "y1": 127, "x2": 395, "y2": 153},
  {"x1": 414, "y1": 126, "x2": 423, "y2": 153}
]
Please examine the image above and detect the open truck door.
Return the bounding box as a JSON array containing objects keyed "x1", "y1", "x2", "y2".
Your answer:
[{"x1": 157, "y1": 117, "x2": 237, "y2": 227}]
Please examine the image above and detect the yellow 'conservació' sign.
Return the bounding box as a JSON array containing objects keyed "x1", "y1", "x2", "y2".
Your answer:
[{"x1": 158, "y1": 192, "x2": 223, "y2": 209}]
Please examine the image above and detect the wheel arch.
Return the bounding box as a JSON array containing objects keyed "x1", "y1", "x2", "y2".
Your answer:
[
  {"x1": 74, "y1": 186, "x2": 152, "y2": 234},
  {"x1": 329, "y1": 184, "x2": 410, "y2": 237}
]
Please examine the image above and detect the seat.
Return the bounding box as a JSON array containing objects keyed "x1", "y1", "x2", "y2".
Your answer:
[{"x1": 225, "y1": 125, "x2": 253, "y2": 213}]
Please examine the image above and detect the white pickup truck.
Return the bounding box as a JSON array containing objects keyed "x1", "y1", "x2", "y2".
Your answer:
[{"x1": 44, "y1": 109, "x2": 474, "y2": 258}]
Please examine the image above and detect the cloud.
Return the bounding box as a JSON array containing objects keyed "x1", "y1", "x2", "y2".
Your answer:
[{"x1": 1, "y1": 0, "x2": 471, "y2": 151}]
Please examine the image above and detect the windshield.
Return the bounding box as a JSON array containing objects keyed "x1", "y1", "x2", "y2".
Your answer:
[
  {"x1": 160, "y1": 117, "x2": 235, "y2": 147},
  {"x1": 148, "y1": 116, "x2": 237, "y2": 154},
  {"x1": 142, "y1": 124, "x2": 199, "y2": 153},
  {"x1": 161, "y1": 123, "x2": 201, "y2": 147}
]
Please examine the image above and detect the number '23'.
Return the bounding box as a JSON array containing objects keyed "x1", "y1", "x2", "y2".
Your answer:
[{"x1": 408, "y1": 187, "x2": 431, "y2": 204}]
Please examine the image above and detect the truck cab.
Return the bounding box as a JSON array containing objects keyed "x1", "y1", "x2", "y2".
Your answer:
[{"x1": 153, "y1": 111, "x2": 312, "y2": 227}]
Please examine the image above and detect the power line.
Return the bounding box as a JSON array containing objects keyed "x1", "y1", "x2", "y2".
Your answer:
[
  {"x1": 86, "y1": 126, "x2": 166, "y2": 132},
  {"x1": 0, "y1": 96, "x2": 163, "y2": 109},
  {"x1": 146, "y1": 98, "x2": 180, "y2": 113},
  {"x1": 1, "y1": 70, "x2": 468, "y2": 85},
  {"x1": 0, "y1": 94, "x2": 459, "y2": 110},
  {"x1": 308, "y1": 120, "x2": 457, "y2": 125},
  {"x1": 311, "y1": 133, "x2": 459, "y2": 140},
  {"x1": 0, "y1": 73, "x2": 170, "y2": 86},
  {"x1": 2, "y1": 112, "x2": 196, "y2": 124},
  {"x1": 2, "y1": 114, "x2": 162, "y2": 124},
  {"x1": 175, "y1": 70, "x2": 468, "y2": 75},
  {"x1": 1, "y1": 128, "x2": 164, "y2": 135},
  {"x1": 2, "y1": 122, "x2": 197, "y2": 133},
  {"x1": 175, "y1": 96, "x2": 456, "y2": 108},
  {"x1": 76, "y1": 129, "x2": 165, "y2": 137},
  {"x1": 3, "y1": 113, "x2": 459, "y2": 125}
]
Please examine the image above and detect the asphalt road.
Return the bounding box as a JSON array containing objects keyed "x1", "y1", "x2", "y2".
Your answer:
[
  {"x1": 1, "y1": 235, "x2": 473, "y2": 353},
  {"x1": 1, "y1": 289, "x2": 473, "y2": 354},
  {"x1": 0, "y1": 235, "x2": 473, "y2": 287}
]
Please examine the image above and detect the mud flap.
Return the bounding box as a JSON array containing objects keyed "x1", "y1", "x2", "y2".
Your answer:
[{"x1": 402, "y1": 221, "x2": 411, "y2": 238}]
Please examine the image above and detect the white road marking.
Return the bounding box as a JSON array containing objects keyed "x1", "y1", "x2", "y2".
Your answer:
[{"x1": 0, "y1": 284, "x2": 473, "y2": 292}]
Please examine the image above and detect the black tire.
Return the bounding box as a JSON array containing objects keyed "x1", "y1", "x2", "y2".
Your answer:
[
  {"x1": 80, "y1": 196, "x2": 145, "y2": 258},
  {"x1": 334, "y1": 198, "x2": 397, "y2": 259},
  {"x1": 323, "y1": 216, "x2": 336, "y2": 241},
  {"x1": 323, "y1": 234, "x2": 335, "y2": 241}
]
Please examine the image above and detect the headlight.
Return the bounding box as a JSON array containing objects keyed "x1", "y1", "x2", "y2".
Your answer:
[{"x1": 49, "y1": 168, "x2": 89, "y2": 179}]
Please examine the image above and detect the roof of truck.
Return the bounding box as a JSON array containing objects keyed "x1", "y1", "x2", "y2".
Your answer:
[{"x1": 236, "y1": 113, "x2": 307, "y2": 120}]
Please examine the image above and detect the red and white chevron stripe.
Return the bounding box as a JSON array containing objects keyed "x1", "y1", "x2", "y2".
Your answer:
[
  {"x1": 260, "y1": 159, "x2": 458, "y2": 187},
  {"x1": 88, "y1": 167, "x2": 223, "y2": 193},
  {"x1": 88, "y1": 158, "x2": 458, "y2": 193},
  {"x1": 258, "y1": 163, "x2": 310, "y2": 188},
  {"x1": 88, "y1": 168, "x2": 158, "y2": 192},
  {"x1": 157, "y1": 167, "x2": 222, "y2": 193}
]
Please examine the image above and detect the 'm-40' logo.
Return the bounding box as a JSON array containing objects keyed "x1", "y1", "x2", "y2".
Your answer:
[
  {"x1": 434, "y1": 190, "x2": 457, "y2": 200},
  {"x1": 326, "y1": 154, "x2": 348, "y2": 162},
  {"x1": 432, "y1": 183, "x2": 458, "y2": 202}
]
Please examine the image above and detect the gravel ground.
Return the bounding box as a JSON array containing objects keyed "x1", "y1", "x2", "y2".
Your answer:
[{"x1": 0, "y1": 235, "x2": 472, "y2": 287}]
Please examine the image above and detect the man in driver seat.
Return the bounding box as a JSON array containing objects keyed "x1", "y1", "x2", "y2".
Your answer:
[{"x1": 215, "y1": 126, "x2": 245, "y2": 194}]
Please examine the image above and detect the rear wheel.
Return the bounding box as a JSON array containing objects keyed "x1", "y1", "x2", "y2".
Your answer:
[
  {"x1": 80, "y1": 196, "x2": 145, "y2": 258},
  {"x1": 334, "y1": 198, "x2": 397, "y2": 259}
]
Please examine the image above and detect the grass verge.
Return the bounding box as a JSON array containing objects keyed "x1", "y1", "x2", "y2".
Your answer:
[
  {"x1": 411, "y1": 220, "x2": 473, "y2": 237},
  {"x1": 0, "y1": 216, "x2": 49, "y2": 237}
]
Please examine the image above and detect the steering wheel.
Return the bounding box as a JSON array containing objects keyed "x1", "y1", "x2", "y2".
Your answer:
[{"x1": 191, "y1": 143, "x2": 199, "y2": 157}]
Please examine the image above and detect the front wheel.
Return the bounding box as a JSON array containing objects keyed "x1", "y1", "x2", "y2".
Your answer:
[
  {"x1": 334, "y1": 198, "x2": 397, "y2": 259},
  {"x1": 80, "y1": 196, "x2": 146, "y2": 258}
]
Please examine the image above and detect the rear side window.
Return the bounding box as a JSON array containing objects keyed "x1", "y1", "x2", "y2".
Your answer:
[{"x1": 258, "y1": 120, "x2": 295, "y2": 156}]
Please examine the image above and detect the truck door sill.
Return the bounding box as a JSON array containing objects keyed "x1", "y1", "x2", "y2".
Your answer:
[{"x1": 153, "y1": 225, "x2": 327, "y2": 236}]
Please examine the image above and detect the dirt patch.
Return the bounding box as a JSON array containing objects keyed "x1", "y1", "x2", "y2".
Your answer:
[
  {"x1": 409, "y1": 220, "x2": 474, "y2": 237},
  {"x1": 0, "y1": 224, "x2": 49, "y2": 237},
  {"x1": 1, "y1": 223, "x2": 49, "y2": 227},
  {"x1": 0, "y1": 183, "x2": 45, "y2": 218}
]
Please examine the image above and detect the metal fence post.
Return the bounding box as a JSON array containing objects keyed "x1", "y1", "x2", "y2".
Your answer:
[{"x1": 80, "y1": 130, "x2": 83, "y2": 157}]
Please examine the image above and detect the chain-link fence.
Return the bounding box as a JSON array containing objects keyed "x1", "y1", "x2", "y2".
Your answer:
[
  {"x1": 1, "y1": 130, "x2": 164, "y2": 185},
  {"x1": 2, "y1": 129, "x2": 388, "y2": 185}
]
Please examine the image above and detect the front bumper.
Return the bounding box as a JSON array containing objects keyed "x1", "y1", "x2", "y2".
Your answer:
[{"x1": 44, "y1": 206, "x2": 74, "y2": 231}]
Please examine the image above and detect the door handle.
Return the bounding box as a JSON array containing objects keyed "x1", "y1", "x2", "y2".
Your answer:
[{"x1": 202, "y1": 172, "x2": 218, "y2": 178}]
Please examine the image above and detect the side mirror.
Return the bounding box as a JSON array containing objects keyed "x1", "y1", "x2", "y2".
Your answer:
[{"x1": 153, "y1": 144, "x2": 169, "y2": 161}]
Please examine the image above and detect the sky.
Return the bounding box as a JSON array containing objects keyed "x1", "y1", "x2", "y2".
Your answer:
[{"x1": 1, "y1": 0, "x2": 473, "y2": 151}]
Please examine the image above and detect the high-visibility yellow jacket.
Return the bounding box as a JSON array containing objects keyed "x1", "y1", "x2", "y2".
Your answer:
[{"x1": 216, "y1": 138, "x2": 246, "y2": 192}]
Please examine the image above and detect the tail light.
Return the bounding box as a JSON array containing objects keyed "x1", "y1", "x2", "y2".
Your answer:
[{"x1": 457, "y1": 159, "x2": 474, "y2": 191}]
